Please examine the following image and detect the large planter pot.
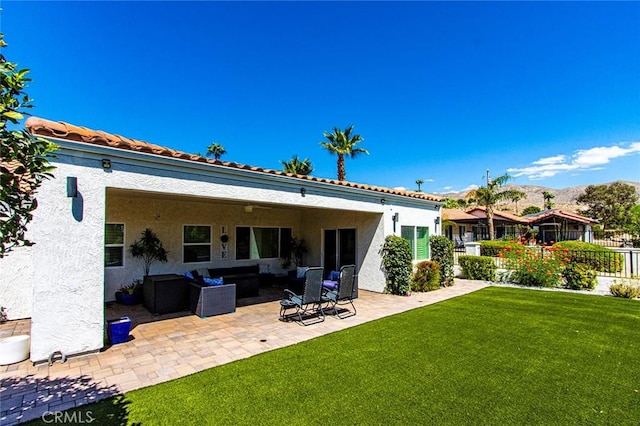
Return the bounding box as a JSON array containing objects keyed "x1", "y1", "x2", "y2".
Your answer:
[
  {"x1": 107, "y1": 317, "x2": 132, "y2": 345},
  {"x1": 115, "y1": 292, "x2": 139, "y2": 305},
  {"x1": 0, "y1": 335, "x2": 30, "y2": 365}
]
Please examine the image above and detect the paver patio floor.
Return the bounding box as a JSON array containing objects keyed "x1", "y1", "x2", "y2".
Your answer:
[{"x1": 0, "y1": 280, "x2": 488, "y2": 425}]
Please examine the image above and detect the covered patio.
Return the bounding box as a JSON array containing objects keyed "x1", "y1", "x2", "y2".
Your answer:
[{"x1": 0, "y1": 281, "x2": 488, "y2": 425}]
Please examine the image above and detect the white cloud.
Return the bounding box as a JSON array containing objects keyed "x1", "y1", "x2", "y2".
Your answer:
[
  {"x1": 533, "y1": 155, "x2": 567, "y2": 165},
  {"x1": 436, "y1": 184, "x2": 479, "y2": 194},
  {"x1": 507, "y1": 142, "x2": 640, "y2": 180},
  {"x1": 394, "y1": 186, "x2": 408, "y2": 191}
]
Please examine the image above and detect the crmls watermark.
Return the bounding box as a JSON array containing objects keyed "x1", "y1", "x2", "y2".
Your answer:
[{"x1": 42, "y1": 410, "x2": 95, "y2": 424}]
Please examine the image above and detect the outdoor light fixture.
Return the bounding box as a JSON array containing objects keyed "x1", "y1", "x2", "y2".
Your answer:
[
  {"x1": 300, "y1": 187, "x2": 306, "y2": 197},
  {"x1": 393, "y1": 212, "x2": 400, "y2": 222},
  {"x1": 102, "y1": 159, "x2": 111, "y2": 170},
  {"x1": 66, "y1": 176, "x2": 78, "y2": 198},
  {"x1": 435, "y1": 217, "x2": 440, "y2": 225},
  {"x1": 380, "y1": 198, "x2": 386, "y2": 205}
]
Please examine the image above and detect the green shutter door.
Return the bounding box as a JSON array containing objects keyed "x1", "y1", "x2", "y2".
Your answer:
[
  {"x1": 401, "y1": 226, "x2": 415, "y2": 259},
  {"x1": 416, "y1": 226, "x2": 429, "y2": 260}
]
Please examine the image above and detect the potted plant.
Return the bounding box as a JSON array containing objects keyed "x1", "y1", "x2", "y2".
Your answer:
[
  {"x1": 115, "y1": 279, "x2": 143, "y2": 305},
  {"x1": 128, "y1": 228, "x2": 169, "y2": 277},
  {"x1": 280, "y1": 237, "x2": 308, "y2": 269}
]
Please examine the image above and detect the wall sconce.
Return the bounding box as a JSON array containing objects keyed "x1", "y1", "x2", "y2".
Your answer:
[
  {"x1": 434, "y1": 217, "x2": 440, "y2": 225},
  {"x1": 393, "y1": 212, "x2": 400, "y2": 222},
  {"x1": 66, "y1": 176, "x2": 78, "y2": 198},
  {"x1": 102, "y1": 159, "x2": 111, "y2": 170},
  {"x1": 300, "y1": 187, "x2": 306, "y2": 197}
]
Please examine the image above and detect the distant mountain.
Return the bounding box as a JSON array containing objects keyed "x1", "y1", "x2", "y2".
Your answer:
[{"x1": 439, "y1": 181, "x2": 640, "y2": 214}]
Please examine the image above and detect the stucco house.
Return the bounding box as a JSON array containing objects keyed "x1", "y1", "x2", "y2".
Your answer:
[
  {"x1": 0, "y1": 117, "x2": 442, "y2": 363},
  {"x1": 443, "y1": 207, "x2": 596, "y2": 244}
]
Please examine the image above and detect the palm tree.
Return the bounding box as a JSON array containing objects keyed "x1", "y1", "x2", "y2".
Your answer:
[
  {"x1": 320, "y1": 125, "x2": 368, "y2": 181},
  {"x1": 206, "y1": 142, "x2": 226, "y2": 160},
  {"x1": 466, "y1": 173, "x2": 523, "y2": 240},
  {"x1": 415, "y1": 179, "x2": 424, "y2": 192},
  {"x1": 280, "y1": 155, "x2": 313, "y2": 175},
  {"x1": 542, "y1": 191, "x2": 555, "y2": 210},
  {"x1": 511, "y1": 191, "x2": 527, "y2": 215}
]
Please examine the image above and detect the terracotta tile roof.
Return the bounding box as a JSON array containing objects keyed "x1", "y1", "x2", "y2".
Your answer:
[
  {"x1": 26, "y1": 117, "x2": 441, "y2": 203},
  {"x1": 1, "y1": 160, "x2": 34, "y2": 193},
  {"x1": 442, "y1": 208, "x2": 480, "y2": 221},
  {"x1": 525, "y1": 209, "x2": 597, "y2": 224},
  {"x1": 466, "y1": 207, "x2": 530, "y2": 224}
]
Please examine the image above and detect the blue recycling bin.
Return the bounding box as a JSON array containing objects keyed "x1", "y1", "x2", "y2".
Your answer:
[{"x1": 107, "y1": 316, "x2": 131, "y2": 345}]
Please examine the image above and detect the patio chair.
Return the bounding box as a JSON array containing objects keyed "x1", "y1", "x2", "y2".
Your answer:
[
  {"x1": 454, "y1": 236, "x2": 465, "y2": 248},
  {"x1": 322, "y1": 264, "x2": 356, "y2": 319},
  {"x1": 279, "y1": 267, "x2": 325, "y2": 325}
]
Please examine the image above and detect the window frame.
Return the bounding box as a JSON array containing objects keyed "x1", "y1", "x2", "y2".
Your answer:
[
  {"x1": 400, "y1": 225, "x2": 430, "y2": 261},
  {"x1": 235, "y1": 226, "x2": 292, "y2": 260},
  {"x1": 105, "y1": 223, "x2": 125, "y2": 268},
  {"x1": 183, "y1": 224, "x2": 212, "y2": 264}
]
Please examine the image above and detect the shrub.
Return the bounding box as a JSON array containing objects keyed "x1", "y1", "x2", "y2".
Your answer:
[
  {"x1": 500, "y1": 246, "x2": 565, "y2": 288},
  {"x1": 480, "y1": 240, "x2": 521, "y2": 257},
  {"x1": 553, "y1": 241, "x2": 623, "y2": 273},
  {"x1": 381, "y1": 235, "x2": 413, "y2": 295},
  {"x1": 609, "y1": 278, "x2": 640, "y2": 299},
  {"x1": 412, "y1": 261, "x2": 441, "y2": 292},
  {"x1": 458, "y1": 255, "x2": 496, "y2": 281},
  {"x1": 430, "y1": 235, "x2": 454, "y2": 287},
  {"x1": 562, "y1": 263, "x2": 597, "y2": 290}
]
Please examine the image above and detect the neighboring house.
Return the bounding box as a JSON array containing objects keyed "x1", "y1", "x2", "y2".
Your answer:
[
  {"x1": 443, "y1": 207, "x2": 529, "y2": 242},
  {"x1": 524, "y1": 209, "x2": 596, "y2": 244},
  {"x1": 0, "y1": 117, "x2": 442, "y2": 363},
  {"x1": 443, "y1": 207, "x2": 596, "y2": 245}
]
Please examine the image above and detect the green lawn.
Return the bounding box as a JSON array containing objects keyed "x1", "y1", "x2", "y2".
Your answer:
[{"x1": 34, "y1": 288, "x2": 640, "y2": 425}]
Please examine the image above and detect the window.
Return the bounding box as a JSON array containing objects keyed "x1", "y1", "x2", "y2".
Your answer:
[
  {"x1": 401, "y1": 225, "x2": 430, "y2": 261},
  {"x1": 184, "y1": 225, "x2": 211, "y2": 263},
  {"x1": 236, "y1": 227, "x2": 292, "y2": 260},
  {"x1": 105, "y1": 223, "x2": 124, "y2": 267}
]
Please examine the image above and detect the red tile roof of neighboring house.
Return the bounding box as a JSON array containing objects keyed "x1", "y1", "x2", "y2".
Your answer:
[
  {"x1": 466, "y1": 206, "x2": 530, "y2": 224},
  {"x1": 26, "y1": 117, "x2": 441, "y2": 202},
  {"x1": 525, "y1": 209, "x2": 597, "y2": 224},
  {"x1": 442, "y1": 208, "x2": 480, "y2": 221}
]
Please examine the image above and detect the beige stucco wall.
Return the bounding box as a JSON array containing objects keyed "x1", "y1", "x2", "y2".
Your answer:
[
  {"x1": 0, "y1": 139, "x2": 441, "y2": 362},
  {"x1": 105, "y1": 193, "x2": 302, "y2": 300}
]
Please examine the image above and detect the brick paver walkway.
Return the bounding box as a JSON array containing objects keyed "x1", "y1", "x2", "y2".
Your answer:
[{"x1": 0, "y1": 280, "x2": 489, "y2": 425}]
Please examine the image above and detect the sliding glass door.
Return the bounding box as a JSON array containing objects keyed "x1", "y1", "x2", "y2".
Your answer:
[{"x1": 323, "y1": 228, "x2": 356, "y2": 274}]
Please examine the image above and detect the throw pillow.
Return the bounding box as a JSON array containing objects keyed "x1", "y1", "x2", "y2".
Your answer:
[
  {"x1": 204, "y1": 277, "x2": 224, "y2": 286},
  {"x1": 328, "y1": 270, "x2": 340, "y2": 281},
  {"x1": 184, "y1": 271, "x2": 194, "y2": 279}
]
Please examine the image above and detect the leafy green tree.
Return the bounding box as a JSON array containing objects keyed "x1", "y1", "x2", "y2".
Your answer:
[
  {"x1": 206, "y1": 142, "x2": 226, "y2": 160},
  {"x1": 624, "y1": 205, "x2": 640, "y2": 238},
  {"x1": 466, "y1": 173, "x2": 522, "y2": 240},
  {"x1": 576, "y1": 182, "x2": 639, "y2": 230},
  {"x1": 521, "y1": 205, "x2": 542, "y2": 216},
  {"x1": 542, "y1": 191, "x2": 555, "y2": 210},
  {"x1": 0, "y1": 34, "x2": 56, "y2": 258},
  {"x1": 280, "y1": 155, "x2": 313, "y2": 175},
  {"x1": 320, "y1": 125, "x2": 368, "y2": 181}
]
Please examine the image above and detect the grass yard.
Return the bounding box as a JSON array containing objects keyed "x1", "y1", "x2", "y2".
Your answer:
[{"x1": 31, "y1": 287, "x2": 640, "y2": 425}]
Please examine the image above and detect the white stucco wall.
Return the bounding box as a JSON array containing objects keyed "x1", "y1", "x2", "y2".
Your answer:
[
  {"x1": 24, "y1": 154, "x2": 105, "y2": 362},
  {"x1": 0, "y1": 246, "x2": 33, "y2": 320},
  {"x1": 0, "y1": 138, "x2": 441, "y2": 362}
]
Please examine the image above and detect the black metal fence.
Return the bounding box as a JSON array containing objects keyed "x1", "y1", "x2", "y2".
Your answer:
[
  {"x1": 454, "y1": 246, "x2": 638, "y2": 278},
  {"x1": 458, "y1": 231, "x2": 639, "y2": 249}
]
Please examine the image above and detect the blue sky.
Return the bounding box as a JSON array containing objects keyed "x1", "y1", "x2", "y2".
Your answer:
[{"x1": 3, "y1": 1, "x2": 639, "y2": 193}]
